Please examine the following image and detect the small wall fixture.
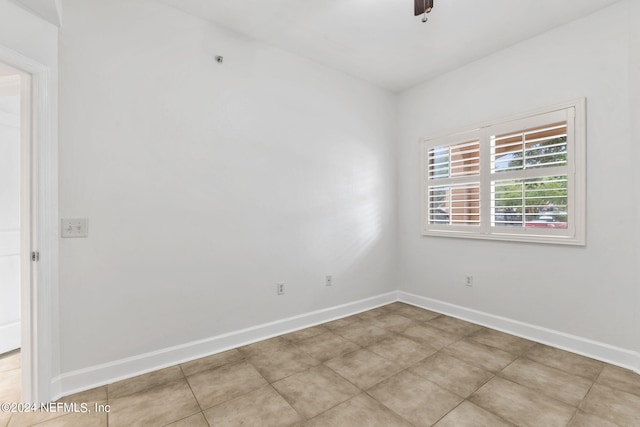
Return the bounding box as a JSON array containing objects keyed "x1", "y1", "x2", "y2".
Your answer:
[
  {"x1": 215, "y1": 55, "x2": 224, "y2": 64},
  {"x1": 414, "y1": 0, "x2": 434, "y2": 23}
]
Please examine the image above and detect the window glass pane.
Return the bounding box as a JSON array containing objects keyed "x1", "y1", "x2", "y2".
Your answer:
[
  {"x1": 428, "y1": 147, "x2": 450, "y2": 179},
  {"x1": 492, "y1": 176, "x2": 568, "y2": 228},
  {"x1": 428, "y1": 140, "x2": 480, "y2": 179},
  {"x1": 428, "y1": 183, "x2": 481, "y2": 225},
  {"x1": 492, "y1": 122, "x2": 567, "y2": 173}
]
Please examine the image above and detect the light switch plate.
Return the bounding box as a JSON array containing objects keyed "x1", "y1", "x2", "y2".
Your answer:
[{"x1": 61, "y1": 218, "x2": 88, "y2": 238}]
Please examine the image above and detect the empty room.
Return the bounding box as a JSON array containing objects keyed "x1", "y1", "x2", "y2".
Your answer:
[{"x1": 1, "y1": 0, "x2": 639, "y2": 426}]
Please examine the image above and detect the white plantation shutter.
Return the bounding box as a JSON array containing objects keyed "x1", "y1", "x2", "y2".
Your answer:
[
  {"x1": 421, "y1": 100, "x2": 585, "y2": 245},
  {"x1": 428, "y1": 183, "x2": 481, "y2": 226},
  {"x1": 491, "y1": 176, "x2": 568, "y2": 228},
  {"x1": 428, "y1": 139, "x2": 481, "y2": 179},
  {"x1": 489, "y1": 111, "x2": 571, "y2": 232},
  {"x1": 425, "y1": 133, "x2": 482, "y2": 229},
  {"x1": 491, "y1": 122, "x2": 568, "y2": 174}
]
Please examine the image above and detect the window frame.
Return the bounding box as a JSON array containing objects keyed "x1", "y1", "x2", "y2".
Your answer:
[{"x1": 421, "y1": 99, "x2": 586, "y2": 245}]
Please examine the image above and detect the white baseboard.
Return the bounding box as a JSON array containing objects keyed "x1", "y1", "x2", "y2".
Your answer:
[
  {"x1": 398, "y1": 291, "x2": 640, "y2": 374},
  {"x1": 52, "y1": 291, "x2": 399, "y2": 400},
  {"x1": 52, "y1": 289, "x2": 639, "y2": 400},
  {"x1": 0, "y1": 321, "x2": 20, "y2": 355}
]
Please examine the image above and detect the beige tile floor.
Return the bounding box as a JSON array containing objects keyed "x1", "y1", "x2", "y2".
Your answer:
[{"x1": 2, "y1": 302, "x2": 640, "y2": 426}]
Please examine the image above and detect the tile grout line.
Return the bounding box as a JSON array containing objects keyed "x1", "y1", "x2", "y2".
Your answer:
[
  {"x1": 177, "y1": 362, "x2": 209, "y2": 425},
  {"x1": 304, "y1": 344, "x2": 421, "y2": 425},
  {"x1": 278, "y1": 309, "x2": 498, "y2": 424},
  {"x1": 194, "y1": 358, "x2": 273, "y2": 415},
  {"x1": 363, "y1": 314, "x2": 561, "y2": 426},
  {"x1": 265, "y1": 383, "x2": 306, "y2": 424},
  {"x1": 570, "y1": 361, "x2": 609, "y2": 425},
  {"x1": 517, "y1": 346, "x2": 605, "y2": 383},
  {"x1": 50, "y1": 304, "x2": 640, "y2": 426}
]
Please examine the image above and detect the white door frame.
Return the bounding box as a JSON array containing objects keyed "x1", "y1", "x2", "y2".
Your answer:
[{"x1": 0, "y1": 45, "x2": 58, "y2": 404}]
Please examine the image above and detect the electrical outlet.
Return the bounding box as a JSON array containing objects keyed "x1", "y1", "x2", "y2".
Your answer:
[
  {"x1": 465, "y1": 274, "x2": 473, "y2": 287},
  {"x1": 277, "y1": 282, "x2": 285, "y2": 295},
  {"x1": 326, "y1": 275, "x2": 333, "y2": 286}
]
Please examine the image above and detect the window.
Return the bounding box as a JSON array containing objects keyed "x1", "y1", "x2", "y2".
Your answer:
[{"x1": 422, "y1": 99, "x2": 585, "y2": 245}]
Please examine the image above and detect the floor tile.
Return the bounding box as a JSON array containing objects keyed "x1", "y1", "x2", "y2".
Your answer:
[
  {"x1": 392, "y1": 304, "x2": 441, "y2": 322},
  {"x1": 108, "y1": 378, "x2": 200, "y2": 427},
  {"x1": 367, "y1": 335, "x2": 437, "y2": 368},
  {"x1": 324, "y1": 349, "x2": 401, "y2": 390},
  {"x1": 361, "y1": 306, "x2": 393, "y2": 317},
  {"x1": 247, "y1": 344, "x2": 320, "y2": 382},
  {"x1": 164, "y1": 412, "x2": 209, "y2": 427},
  {"x1": 0, "y1": 369, "x2": 20, "y2": 403},
  {"x1": 524, "y1": 344, "x2": 603, "y2": 381},
  {"x1": 499, "y1": 358, "x2": 593, "y2": 406},
  {"x1": 368, "y1": 370, "x2": 462, "y2": 426},
  {"x1": 7, "y1": 408, "x2": 67, "y2": 427},
  {"x1": 203, "y1": 385, "x2": 300, "y2": 427},
  {"x1": 0, "y1": 351, "x2": 20, "y2": 373},
  {"x1": 427, "y1": 316, "x2": 483, "y2": 336},
  {"x1": 273, "y1": 365, "x2": 359, "y2": 419},
  {"x1": 29, "y1": 412, "x2": 107, "y2": 427},
  {"x1": 443, "y1": 339, "x2": 516, "y2": 373},
  {"x1": 284, "y1": 325, "x2": 330, "y2": 342},
  {"x1": 186, "y1": 361, "x2": 268, "y2": 409},
  {"x1": 180, "y1": 349, "x2": 243, "y2": 377},
  {"x1": 567, "y1": 411, "x2": 619, "y2": 427},
  {"x1": 597, "y1": 364, "x2": 640, "y2": 397},
  {"x1": 468, "y1": 328, "x2": 536, "y2": 355},
  {"x1": 323, "y1": 316, "x2": 362, "y2": 330},
  {"x1": 303, "y1": 394, "x2": 412, "y2": 427},
  {"x1": 296, "y1": 332, "x2": 360, "y2": 362},
  {"x1": 579, "y1": 383, "x2": 640, "y2": 426},
  {"x1": 410, "y1": 352, "x2": 493, "y2": 398},
  {"x1": 354, "y1": 310, "x2": 386, "y2": 321},
  {"x1": 332, "y1": 323, "x2": 394, "y2": 347},
  {"x1": 10, "y1": 307, "x2": 640, "y2": 427},
  {"x1": 237, "y1": 336, "x2": 292, "y2": 357},
  {"x1": 433, "y1": 401, "x2": 514, "y2": 427},
  {"x1": 399, "y1": 324, "x2": 461, "y2": 349},
  {"x1": 469, "y1": 377, "x2": 576, "y2": 427},
  {"x1": 58, "y1": 386, "x2": 107, "y2": 405},
  {"x1": 108, "y1": 365, "x2": 183, "y2": 400},
  {"x1": 369, "y1": 313, "x2": 417, "y2": 332},
  {"x1": 382, "y1": 302, "x2": 411, "y2": 311}
]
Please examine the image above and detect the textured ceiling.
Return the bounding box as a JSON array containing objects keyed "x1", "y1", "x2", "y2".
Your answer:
[{"x1": 161, "y1": 0, "x2": 621, "y2": 91}]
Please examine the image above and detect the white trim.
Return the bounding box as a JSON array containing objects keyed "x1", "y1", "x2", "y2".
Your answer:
[
  {"x1": 53, "y1": 289, "x2": 640, "y2": 399},
  {"x1": 52, "y1": 292, "x2": 398, "y2": 399},
  {"x1": 0, "y1": 44, "x2": 58, "y2": 404},
  {"x1": 421, "y1": 98, "x2": 586, "y2": 246},
  {"x1": 422, "y1": 99, "x2": 586, "y2": 144},
  {"x1": 398, "y1": 291, "x2": 640, "y2": 375}
]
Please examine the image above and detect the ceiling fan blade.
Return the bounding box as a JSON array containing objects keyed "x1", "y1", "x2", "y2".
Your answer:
[{"x1": 414, "y1": 0, "x2": 434, "y2": 16}]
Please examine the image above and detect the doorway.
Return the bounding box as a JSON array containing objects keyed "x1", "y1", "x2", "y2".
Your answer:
[
  {"x1": 0, "y1": 41, "x2": 57, "y2": 405},
  {"x1": 0, "y1": 60, "x2": 31, "y2": 403}
]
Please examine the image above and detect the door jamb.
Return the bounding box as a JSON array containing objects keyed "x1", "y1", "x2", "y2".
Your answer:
[{"x1": 0, "y1": 44, "x2": 58, "y2": 404}]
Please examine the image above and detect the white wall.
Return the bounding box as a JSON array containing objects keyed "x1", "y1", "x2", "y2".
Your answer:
[
  {"x1": 397, "y1": 1, "x2": 639, "y2": 361},
  {"x1": 58, "y1": 0, "x2": 396, "y2": 373}
]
